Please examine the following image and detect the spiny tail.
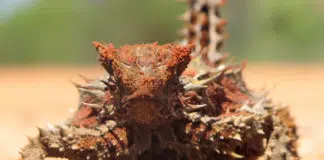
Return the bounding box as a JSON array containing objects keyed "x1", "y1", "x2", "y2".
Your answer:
[{"x1": 180, "y1": 0, "x2": 228, "y2": 66}]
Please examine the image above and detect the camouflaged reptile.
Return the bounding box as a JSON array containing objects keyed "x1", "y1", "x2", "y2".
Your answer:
[{"x1": 20, "y1": 0, "x2": 299, "y2": 159}]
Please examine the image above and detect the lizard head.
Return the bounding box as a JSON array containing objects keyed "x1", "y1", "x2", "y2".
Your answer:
[{"x1": 93, "y1": 42, "x2": 193, "y2": 125}]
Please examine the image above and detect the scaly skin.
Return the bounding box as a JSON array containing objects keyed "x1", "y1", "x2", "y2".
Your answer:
[{"x1": 20, "y1": 0, "x2": 299, "y2": 159}]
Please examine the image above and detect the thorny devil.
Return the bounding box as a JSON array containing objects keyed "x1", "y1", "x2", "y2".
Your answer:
[{"x1": 20, "y1": 0, "x2": 299, "y2": 160}]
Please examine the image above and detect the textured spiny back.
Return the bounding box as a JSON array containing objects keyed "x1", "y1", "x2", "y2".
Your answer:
[
  {"x1": 19, "y1": 1, "x2": 299, "y2": 160},
  {"x1": 180, "y1": 0, "x2": 228, "y2": 65}
]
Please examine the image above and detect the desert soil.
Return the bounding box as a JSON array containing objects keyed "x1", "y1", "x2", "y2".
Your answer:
[{"x1": 0, "y1": 64, "x2": 323, "y2": 160}]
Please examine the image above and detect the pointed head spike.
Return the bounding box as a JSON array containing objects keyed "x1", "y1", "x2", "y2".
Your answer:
[
  {"x1": 167, "y1": 44, "x2": 194, "y2": 75},
  {"x1": 27, "y1": 136, "x2": 38, "y2": 145},
  {"x1": 92, "y1": 41, "x2": 116, "y2": 73}
]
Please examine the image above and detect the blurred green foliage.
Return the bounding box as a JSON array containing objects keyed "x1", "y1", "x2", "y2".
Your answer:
[{"x1": 0, "y1": 0, "x2": 323, "y2": 64}]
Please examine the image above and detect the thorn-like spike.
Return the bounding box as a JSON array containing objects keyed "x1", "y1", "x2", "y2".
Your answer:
[
  {"x1": 184, "y1": 83, "x2": 208, "y2": 91},
  {"x1": 27, "y1": 136, "x2": 38, "y2": 145},
  {"x1": 57, "y1": 125, "x2": 70, "y2": 137},
  {"x1": 92, "y1": 41, "x2": 116, "y2": 60},
  {"x1": 233, "y1": 133, "x2": 242, "y2": 141},
  {"x1": 101, "y1": 80, "x2": 111, "y2": 88},
  {"x1": 37, "y1": 127, "x2": 49, "y2": 137},
  {"x1": 192, "y1": 71, "x2": 221, "y2": 86},
  {"x1": 217, "y1": 19, "x2": 228, "y2": 28},
  {"x1": 257, "y1": 129, "x2": 265, "y2": 135},
  {"x1": 79, "y1": 74, "x2": 94, "y2": 83},
  {"x1": 78, "y1": 88, "x2": 105, "y2": 97},
  {"x1": 229, "y1": 151, "x2": 244, "y2": 159},
  {"x1": 27, "y1": 136, "x2": 33, "y2": 143},
  {"x1": 177, "y1": 12, "x2": 190, "y2": 21},
  {"x1": 46, "y1": 122, "x2": 56, "y2": 132},
  {"x1": 69, "y1": 80, "x2": 82, "y2": 89},
  {"x1": 240, "y1": 60, "x2": 248, "y2": 70},
  {"x1": 86, "y1": 83, "x2": 106, "y2": 90},
  {"x1": 186, "y1": 103, "x2": 207, "y2": 111},
  {"x1": 92, "y1": 41, "x2": 103, "y2": 49},
  {"x1": 193, "y1": 71, "x2": 209, "y2": 80},
  {"x1": 225, "y1": 106, "x2": 231, "y2": 114},
  {"x1": 81, "y1": 102, "x2": 102, "y2": 109},
  {"x1": 19, "y1": 151, "x2": 24, "y2": 158},
  {"x1": 178, "y1": 28, "x2": 189, "y2": 36}
]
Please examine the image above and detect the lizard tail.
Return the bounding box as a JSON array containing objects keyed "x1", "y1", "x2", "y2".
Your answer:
[{"x1": 180, "y1": 0, "x2": 228, "y2": 66}]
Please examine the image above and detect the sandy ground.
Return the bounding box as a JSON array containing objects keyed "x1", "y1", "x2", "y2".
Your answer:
[{"x1": 0, "y1": 64, "x2": 323, "y2": 159}]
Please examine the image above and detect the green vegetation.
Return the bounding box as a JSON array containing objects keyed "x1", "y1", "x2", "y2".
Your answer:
[{"x1": 0, "y1": 0, "x2": 323, "y2": 64}]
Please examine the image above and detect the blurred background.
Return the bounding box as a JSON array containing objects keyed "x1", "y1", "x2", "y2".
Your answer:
[
  {"x1": 1, "y1": 0, "x2": 324, "y2": 63},
  {"x1": 0, "y1": 0, "x2": 324, "y2": 159}
]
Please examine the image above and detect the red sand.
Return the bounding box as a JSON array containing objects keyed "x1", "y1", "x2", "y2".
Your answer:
[{"x1": 0, "y1": 64, "x2": 323, "y2": 159}]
